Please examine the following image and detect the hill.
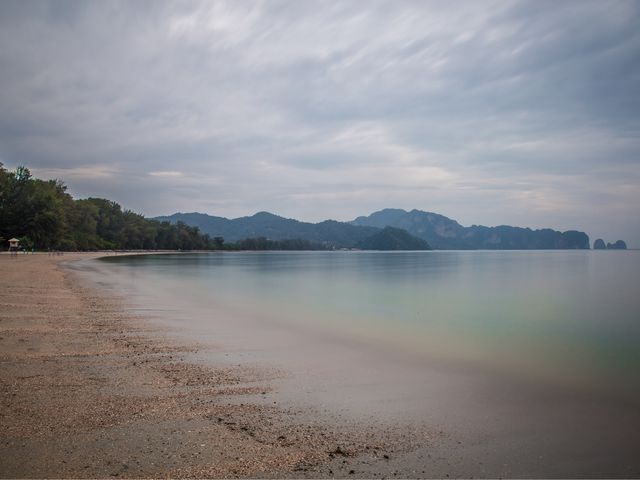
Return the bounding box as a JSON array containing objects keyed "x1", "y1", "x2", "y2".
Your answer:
[
  {"x1": 155, "y1": 212, "x2": 391, "y2": 249},
  {"x1": 352, "y1": 209, "x2": 590, "y2": 249},
  {"x1": 606, "y1": 240, "x2": 627, "y2": 250},
  {"x1": 355, "y1": 227, "x2": 431, "y2": 250}
]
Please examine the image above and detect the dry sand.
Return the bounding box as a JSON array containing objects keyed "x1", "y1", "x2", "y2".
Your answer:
[{"x1": 0, "y1": 253, "x2": 435, "y2": 478}]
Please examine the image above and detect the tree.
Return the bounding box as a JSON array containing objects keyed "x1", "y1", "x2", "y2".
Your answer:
[{"x1": 0, "y1": 164, "x2": 218, "y2": 251}]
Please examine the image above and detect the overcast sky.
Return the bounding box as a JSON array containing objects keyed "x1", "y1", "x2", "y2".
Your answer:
[{"x1": 1, "y1": 0, "x2": 639, "y2": 246}]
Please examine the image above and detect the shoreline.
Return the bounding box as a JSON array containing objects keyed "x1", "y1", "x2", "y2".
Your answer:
[
  {"x1": 4, "y1": 252, "x2": 640, "y2": 478},
  {"x1": 0, "y1": 253, "x2": 433, "y2": 478}
]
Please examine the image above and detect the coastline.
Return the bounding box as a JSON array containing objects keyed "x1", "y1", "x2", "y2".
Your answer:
[
  {"x1": 0, "y1": 253, "x2": 433, "y2": 478},
  {"x1": 5, "y1": 252, "x2": 640, "y2": 478}
]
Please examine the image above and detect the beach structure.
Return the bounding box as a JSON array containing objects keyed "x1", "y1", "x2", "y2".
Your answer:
[{"x1": 8, "y1": 238, "x2": 19, "y2": 255}]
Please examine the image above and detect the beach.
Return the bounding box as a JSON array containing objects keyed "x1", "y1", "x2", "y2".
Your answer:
[
  {"x1": 3, "y1": 252, "x2": 640, "y2": 479},
  {"x1": 0, "y1": 253, "x2": 433, "y2": 478}
]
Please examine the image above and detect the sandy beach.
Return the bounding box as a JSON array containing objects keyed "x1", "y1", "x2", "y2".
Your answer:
[{"x1": 0, "y1": 253, "x2": 434, "y2": 478}]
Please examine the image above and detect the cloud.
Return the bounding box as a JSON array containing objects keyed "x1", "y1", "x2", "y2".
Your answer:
[
  {"x1": 0, "y1": 0, "x2": 639, "y2": 245},
  {"x1": 149, "y1": 171, "x2": 184, "y2": 178},
  {"x1": 31, "y1": 165, "x2": 118, "y2": 180}
]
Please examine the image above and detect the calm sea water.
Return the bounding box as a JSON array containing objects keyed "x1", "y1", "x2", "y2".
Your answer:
[
  {"x1": 89, "y1": 250, "x2": 640, "y2": 475},
  {"x1": 99, "y1": 250, "x2": 640, "y2": 399}
]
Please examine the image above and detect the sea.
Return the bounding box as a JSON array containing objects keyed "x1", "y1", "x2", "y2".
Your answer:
[{"x1": 80, "y1": 250, "x2": 640, "y2": 476}]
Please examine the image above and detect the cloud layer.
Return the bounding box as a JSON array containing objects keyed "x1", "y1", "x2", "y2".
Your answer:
[{"x1": 1, "y1": 0, "x2": 639, "y2": 245}]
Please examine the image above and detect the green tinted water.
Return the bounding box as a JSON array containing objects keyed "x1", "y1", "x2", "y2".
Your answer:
[{"x1": 100, "y1": 250, "x2": 640, "y2": 399}]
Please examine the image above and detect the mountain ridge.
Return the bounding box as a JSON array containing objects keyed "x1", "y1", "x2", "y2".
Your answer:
[
  {"x1": 153, "y1": 211, "x2": 425, "y2": 249},
  {"x1": 155, "y1": 209, "x2": 593, "y2": 250},
  {"x1": 352, "y1": 208, "x2": 590, "y2": 249}
]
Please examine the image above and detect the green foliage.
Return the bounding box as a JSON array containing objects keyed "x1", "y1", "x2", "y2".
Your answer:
[
  {"x1": 236, "y1": 237, "x2": 325, "y2": 250},
  {"x1": 0, "y1": 164, "x2": 218, "y2": 251},
  {"x1": 0, "y1": 164, "x2": 67, "y2": 248},
  {"x1": 355, "y1": 227, "x2": 431, "y2": 250},
  {"x1": 18, "y1": 236, "x2": 33, "y2": 250}
]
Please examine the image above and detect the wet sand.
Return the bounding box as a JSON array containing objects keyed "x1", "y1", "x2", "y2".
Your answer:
[{"x1": 0, "y1": 253, "x2": 435, "y2": 478}]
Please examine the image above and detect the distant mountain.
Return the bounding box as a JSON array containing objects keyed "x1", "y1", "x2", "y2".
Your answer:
[
  {"x1": 593, "y1": 239, "x2": 607, "y2": 249},
  {"x1": 154, "y1": 211, "x2": 417, "y2": 249},
  {"x1": 594, "y1": 238, "x2": 628, "y2": 250},
  {"x1": 355, "y1": 227, "x2": 431, "y2": 250},
  {"x1": 606, "y1": 240, "x2": 627, "y2": 250},
  {"x1": 352, "y1": 208, "x2": 590, "y2": 250},
  {"x1": 156, "y1": 208, "x2": 593, "y2": 250},
  {"x1": 352, "y1": 209, "x2": 471, "y2": 249}
]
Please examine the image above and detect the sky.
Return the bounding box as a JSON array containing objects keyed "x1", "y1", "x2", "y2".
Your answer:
[{"x1": 0, "y1": 0, "x2": 639, "y2": 246}]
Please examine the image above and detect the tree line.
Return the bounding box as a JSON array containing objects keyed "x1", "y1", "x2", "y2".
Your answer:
[
  {"x1": 236, "y1": 237, "x2": 326, "y2": 250},
  {"x1": 0, "y1": 164, "x2": 326, "y2": 252},
  {"x1": 0, "y1": 164, "x2": 223, "y2": 251}
]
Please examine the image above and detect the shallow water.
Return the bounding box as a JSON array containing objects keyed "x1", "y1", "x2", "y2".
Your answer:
[
  {"x1": 86, "y1": 250, "x2": 640, "y2": 476},
  {"x1": 97, "y1": 251, "x2": 640, "y2": 397}
]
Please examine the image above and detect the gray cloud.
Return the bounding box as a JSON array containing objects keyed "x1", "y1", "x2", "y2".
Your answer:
[{"x1": 0, "y1": 0, "x2": 639, "y2": 246}]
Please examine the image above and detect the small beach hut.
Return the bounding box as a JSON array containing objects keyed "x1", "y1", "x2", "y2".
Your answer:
[{"x1": 8, "y1": 238, "x2": 19, "y2": 252}]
